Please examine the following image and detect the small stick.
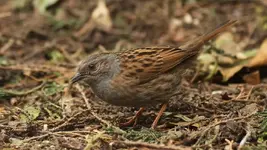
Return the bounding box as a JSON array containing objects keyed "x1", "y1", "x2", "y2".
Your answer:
[
  {"x1": 110, "y1": 140, "x2": 191, "y2": 150},
  {"x1": 238, "y1": 124, "x2": 251, "y2": 150},
  {"x1": 0, "y1": 39, "x2": 14, "y2": 54},
  {"x1": 194, "y1": 112, "x2": 256, "y2": 146},
  {"x1": 2, "y1": 81, "x2": 46, "y2": 96},
  {"x1": 75, "y1": 84, "x2": 126, "y2": 134}
]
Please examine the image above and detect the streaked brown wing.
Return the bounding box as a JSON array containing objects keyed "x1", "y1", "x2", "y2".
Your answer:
[{"x1": 116, "y1": 46, "x2": 194, "y2": 84}]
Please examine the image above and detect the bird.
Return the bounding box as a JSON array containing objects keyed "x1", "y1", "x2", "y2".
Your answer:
[{"x1": 70, "y1": 20, "x2": 237, "y2": 129}]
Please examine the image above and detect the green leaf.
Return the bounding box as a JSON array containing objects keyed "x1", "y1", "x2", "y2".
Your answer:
[
  {"x1": 174, "y1": 114, "x2": 192, "y2": 122},
  {"x1": 0, "y1": 56, "x2": 9, "y2": 65},
  {"x1": 0, "y1": 88, "x2": 12, "y2": 98},
  {"x1": 12, "y1": 0, "x2": 32, "y2": 10},
  {"x1": 42, "y1": 82, "x2": 64, "y2": 96},
  {"x1": 125, "y1": 128, "x2": 163, "y2": 143},
  {"x1": 33, "y1": 0, "x2": 59, "y2": 15},
  {"x1": 10, "y1": 138, "x2": 24, "y2": 147},
  {"x1": 19, "y1": 105, "x2": 40, "y2": 122},
  {"x1": 47, "y1": 50, "x2": 64, "y2": 63}
]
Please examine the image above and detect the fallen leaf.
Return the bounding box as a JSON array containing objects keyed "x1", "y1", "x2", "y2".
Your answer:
[
  {"x1": 213, "y1": 32, "x2": 245, "y2": 81},
  {"x1": 33, "y1": 0, "x2": 59, "y2": 15},
  {"x1": 217, "y1": 50, "x2": 257, "y2": 81},
  {"x1": 171, "y1": 115, "x2": 205, "y2": 127},
  {"x1": 47, "y1": 50, "x2": 65, "y2": 63},
  {"x1": 91, "y1": 0, "x2": 112, "y2": 31},
  {"x1": 239, "y1": 103, "x2": 258, "y2": 116},
  {"x1": 0, "y1": 104, "x2": 5, "y2": 113},
  {"x1": 243, "y1": 70, "x2": 261, "y2": 85},
  {"x1": 174, "y1": 114, "x2": 192, "y2": 122},
  {"x1": 12, "y1": 0, "x2": 32, "y2": 10},
  {"x1": 248, "y1": 39, "x2": 267, "y2": 67},
  {"x1": 215, "y1": 32, "x2": 241, "y2": 54},
  {"x1": 197, "y1": 38, "x2": 254, "y2": 81},
  {"x1": 219, "y1": 65, "x2": 243, "y2": 81},
  {"x1": 60, "y1": 88, "x2": 74, "y2": 116},
  {"x1": 74, "y1": 0, "x2": 112, "y2": 37},
  {"x1": 10, "y1": 138, "x2": 24, "y2": 147},
  {"x1": 197, "y1": 53, "x2": 216, "y2": 66},
  {"x1": 43, "y1": 82, "x2": 64, "y2": 96},
  {"x1": 197, "y1": 53, "x2": 218, "y2": 79},
  {"x1": 20, "y1": 105, "x2": 40, "y2": 122}
]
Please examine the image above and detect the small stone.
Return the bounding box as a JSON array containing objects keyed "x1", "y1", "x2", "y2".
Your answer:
[
  {"x1": 10, "y1": 98, "x2": 18, "y2": 106},
  {"x1": 193, "y1": 19, "x2": 200, "y2": 25},
  {"x1": 184, "y1": 13, "x2": 193, "y2": 24}
]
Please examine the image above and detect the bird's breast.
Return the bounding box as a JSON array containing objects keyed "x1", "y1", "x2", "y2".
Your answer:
[{"x1": 91, "y1": 70, "x2": 182, "y2": 107}]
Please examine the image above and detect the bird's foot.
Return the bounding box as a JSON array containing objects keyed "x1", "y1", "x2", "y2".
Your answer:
[
  {"x1": 119, "y1": 107, "x2": 145, "y2": 127},
  {"x1": 151, "y1": 103, "x2": 167, "y2": 129}
]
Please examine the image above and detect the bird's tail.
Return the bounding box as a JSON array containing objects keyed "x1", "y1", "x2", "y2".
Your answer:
[{"x1": 179, "y1": 20, "x2": 237, "y2": 51}]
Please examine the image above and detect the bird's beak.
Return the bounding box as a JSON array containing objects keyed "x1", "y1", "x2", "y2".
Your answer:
[{"x1": 70, "y1": 73, "x2": 83, "y2": 84}]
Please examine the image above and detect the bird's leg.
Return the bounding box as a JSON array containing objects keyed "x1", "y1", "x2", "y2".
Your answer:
[
  {"x1": 120, "y1": 107, "x2": 145, "y2": 127},
  {"x1": 151, "y1": 103, "x2": 167, "y2": 129}
]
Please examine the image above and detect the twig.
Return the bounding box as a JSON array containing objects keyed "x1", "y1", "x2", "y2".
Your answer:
[
  {"x1": 194, "y1": 112, "x2": 256, "y2": 146},
  {"x1": 2, "y1": 81, "x2": 46, "y2": 96},
  {"x1": 235, "y1": 86, "x2": 245, "y2": 100},
  {"x1": 22, "y1": 41, "x2": 55, "y2": 61},
  {"x1": 23, "y1": 130, "x2": 94, "y2": 142},
  {"x1": 84, "y1": 131, "x2": 106, "y2": 150},
  {"x1": 183, "y1": 101, "x2": 215, "y2": 113},
  {"x1": 217, "y1": 99, "x2": 261, "y2": 104},
  {"x1": 49, "y1": 110, "x2": 88, "y2": 132},
  {"x1": 0, "y1": 38, "x2": 14, "y2": 54},
  {"x1": 225, "y1": 139, "x2": 234, "y2": 150},
  {"x1": 205, "y1": 123, "x2": 220, "y2": 146},
  {"x1": 238, "y1": 124, "x2": 251, "y2": 150},
  {"x1": 46, "y1": 131, "x2": 86, "y2": 138},
  {"x1": 190, "y1": 68, "x2": 199, "y2": 83},
  {"x1": 110, "y1": 140, "x2": 191, "y2": 150},
  {"x1": 0, "y1": 11, "x2": 12, "y2": 19},
  {"x1": 23, "y1": 133, "x2": 50, "y2": 142},
  {"x1": 74, "y1": 20, "x2": 95, "y2": 38},
  {"x1": 57, "y1": 46, "x2": 77, "y2": 64},
  {"x1": 75, "y1": 84, "x2": 126, "y2": 134},
  {"x1": 54, "y1": 130, "x2": 92, "y2": 135},
  {"x1": 0, "y1": 64, "x2": 71, "y2": 73},
  {"x1": 245, "y1": 86, "x2": 254, "y2": 101}
]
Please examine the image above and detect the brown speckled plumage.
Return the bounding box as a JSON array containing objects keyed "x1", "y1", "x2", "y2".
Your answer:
[{"x1": 70, "y1": 20, "x2": 237, "y2": 128}]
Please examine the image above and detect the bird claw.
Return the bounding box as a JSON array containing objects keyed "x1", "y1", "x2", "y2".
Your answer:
[{"x1": 119, "y1": 107, "x2": 145, "y2": 127}]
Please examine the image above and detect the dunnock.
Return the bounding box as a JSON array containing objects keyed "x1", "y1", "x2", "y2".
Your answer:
[{"x1": 71, "y1": 20, "x2": 236, "y2": 129}]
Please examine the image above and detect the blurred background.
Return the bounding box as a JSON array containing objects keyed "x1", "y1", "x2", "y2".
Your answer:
[
  {"x1": 1, "y1": 0, "x2": 267, "y2": 149},
  {"x1": 1, "y1": 0, "x2": 267, "y2": 84}
]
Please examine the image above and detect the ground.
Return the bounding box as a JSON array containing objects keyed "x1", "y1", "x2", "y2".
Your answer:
[{"x1": 1, "y1": 0, "x2": 267, "y2": 150}]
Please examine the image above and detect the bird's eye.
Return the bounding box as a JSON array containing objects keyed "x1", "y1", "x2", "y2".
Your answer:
[{"x1": 88, "y1": 64, "x2": 96, "y2": 70}]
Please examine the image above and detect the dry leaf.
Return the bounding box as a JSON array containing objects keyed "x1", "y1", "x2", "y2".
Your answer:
[
  {"x1": 74, "y1": 0, "x2": 112, "y2": 37},
  {"x1": 91, "y1": 0, "x2": 112, "y2": 31},
  {"x1": 219, "y1": 65, "x2": 243, "y2": 81},
  {"x1": 245, "y1": 71, "x2": 260, "y2": 84},
  {"x1": 0, "y1": 104, "x2": 5, "y2": 113},
  {"x1": 243, "y1": 70, "x2": 260, "y2": 85},
  {"x1": 217, "y1": 49, "x2": 257, "y2": 82},
  {"x1": 215, "y1": 32, "x2": 241, "y2": 54},
  {"x1": 33, "y1": 0, "x2": 59, "y2": 15},
  {"x1": 239, "y1": 103, "x2": 258, "y2": 116},
  {"x1": 61, "y1": 87, "x2": 74, "y2": 116},
  {"x1": 248, "y1": 39, "x2": 267, "y2": 67},
  {"x1": 197, "y1": 32, "x2": 244, "y2": 81}
]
